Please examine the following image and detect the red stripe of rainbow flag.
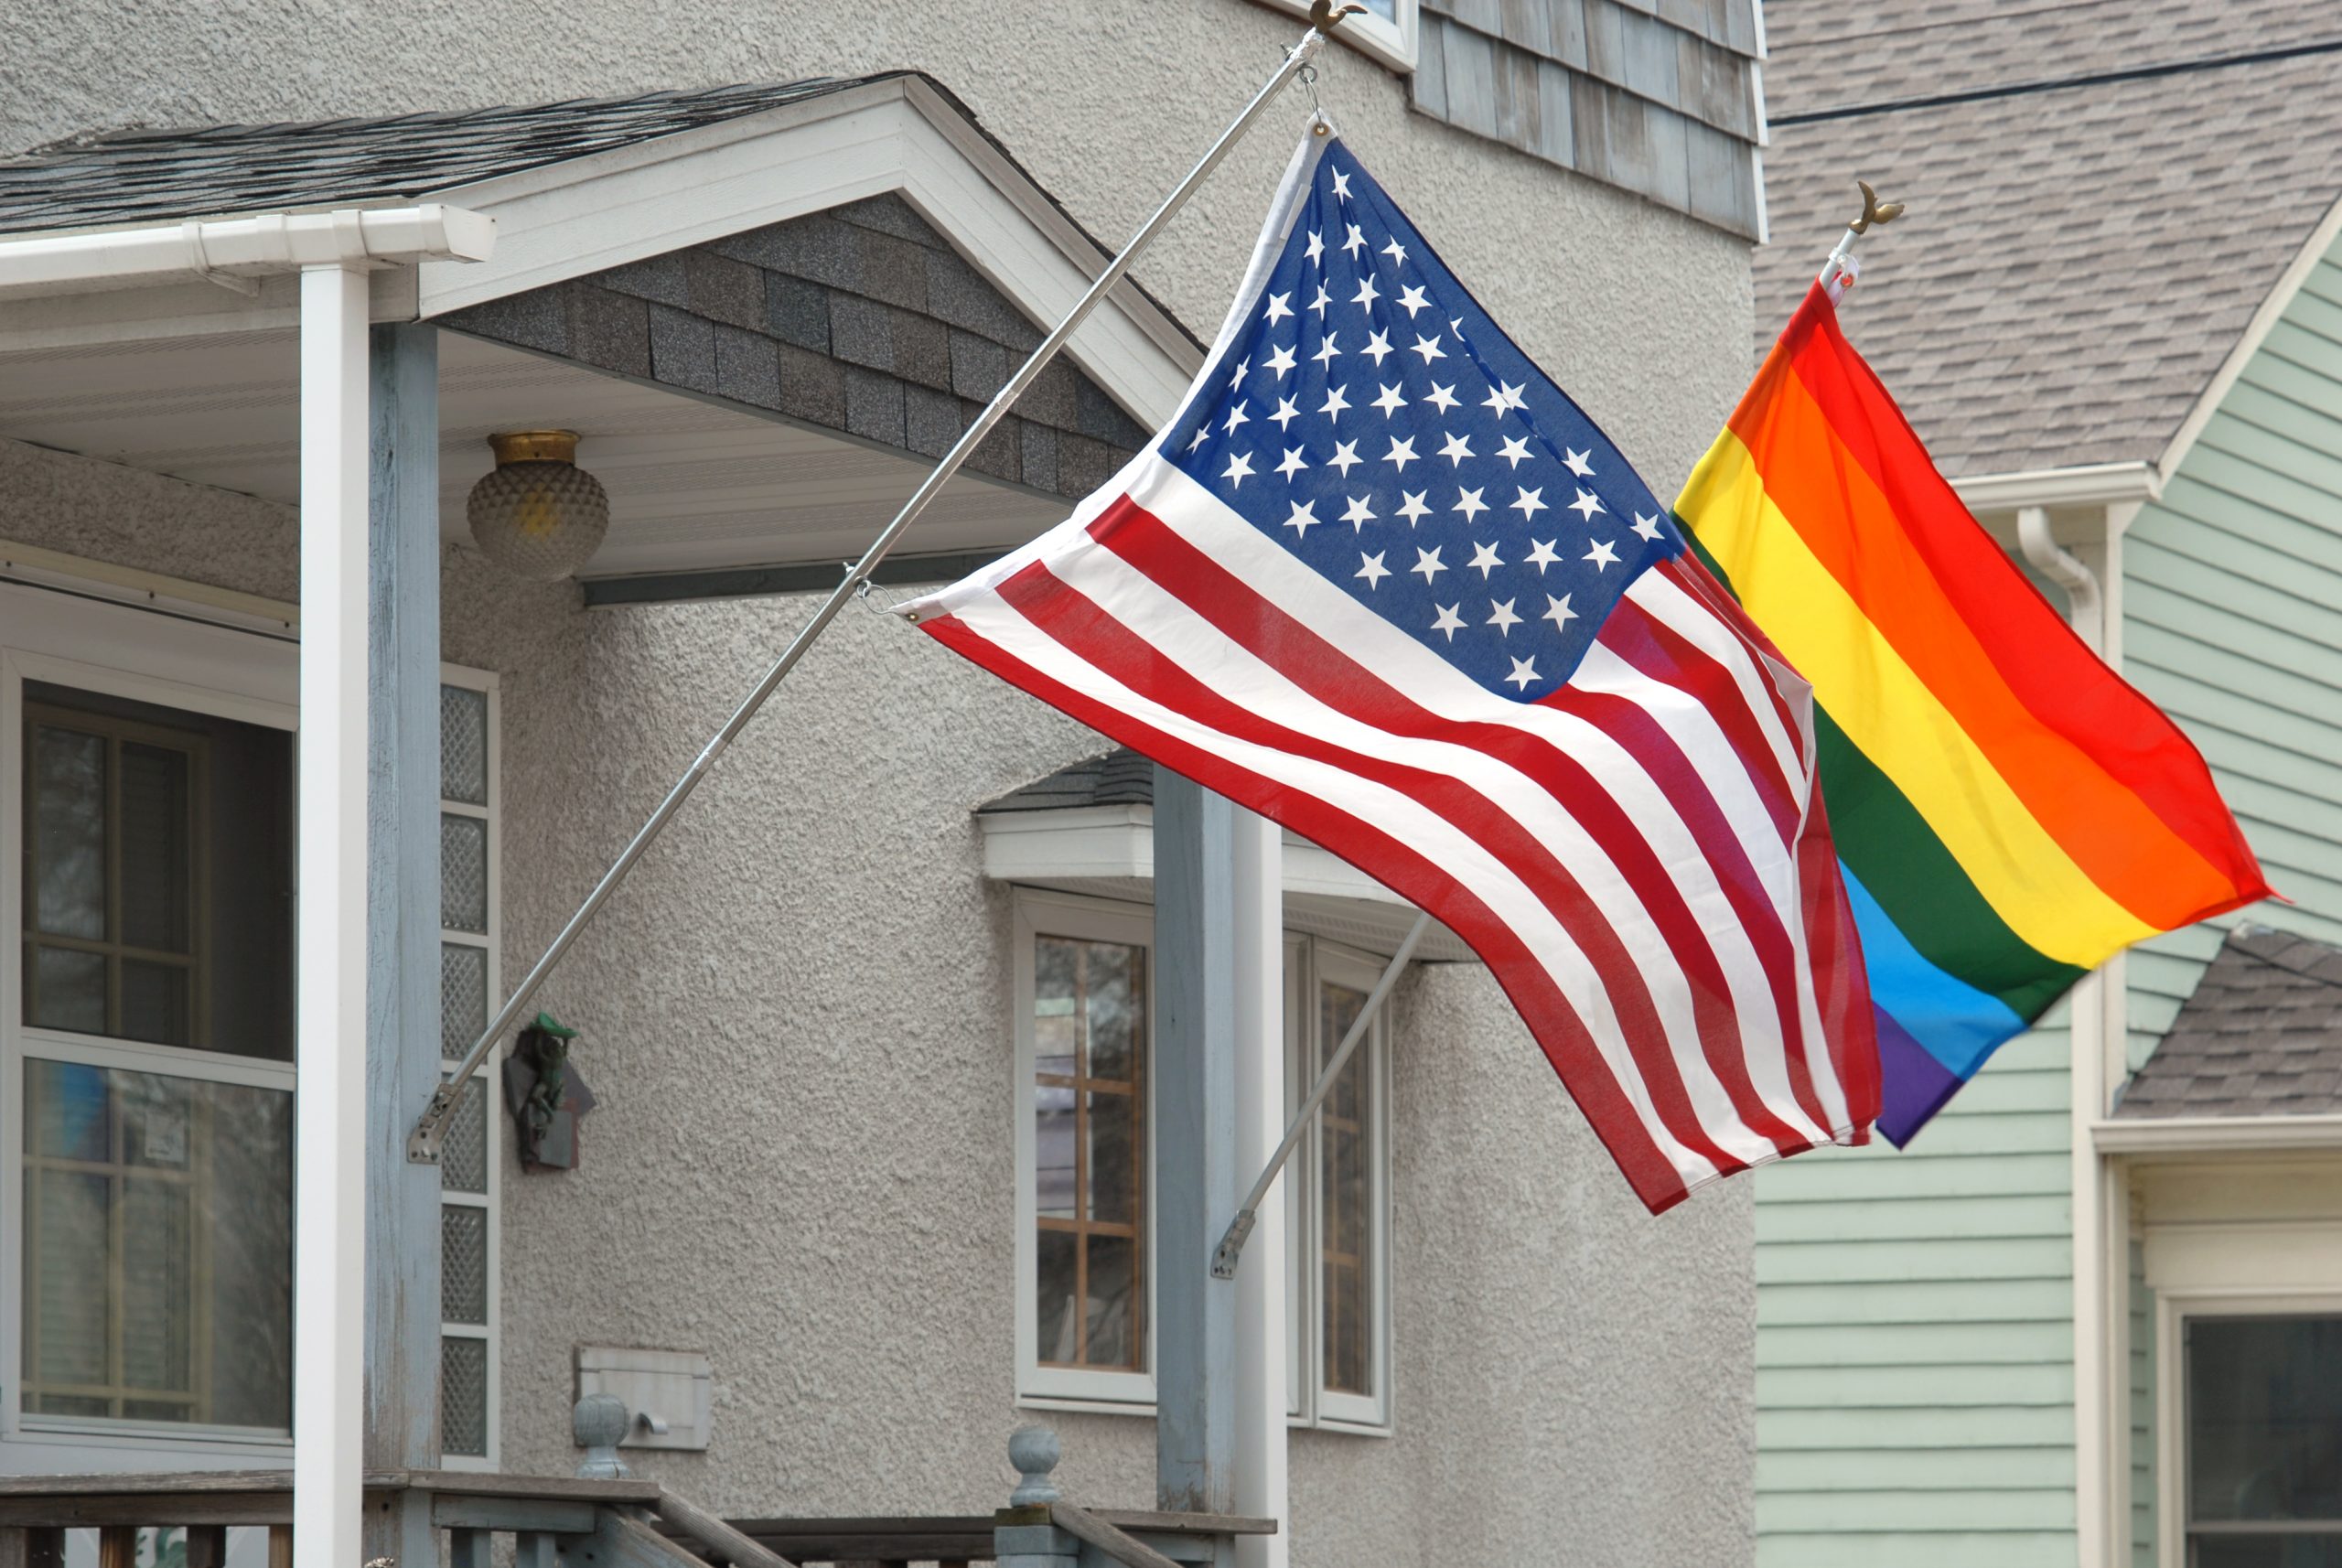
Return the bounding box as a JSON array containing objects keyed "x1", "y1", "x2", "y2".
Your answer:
[{"x1": 1674, "y1": 281, "x2": 2270, "y2": 1143}]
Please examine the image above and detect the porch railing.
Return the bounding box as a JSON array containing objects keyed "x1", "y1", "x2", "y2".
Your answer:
[{"x1": 0, "y1": 1425, "x2": 1273, "y2": 1568}]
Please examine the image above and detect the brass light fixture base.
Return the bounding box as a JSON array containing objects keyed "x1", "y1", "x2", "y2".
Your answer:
[{"x1": 488, "y1": 429, "x2": 582, "y2": 466}]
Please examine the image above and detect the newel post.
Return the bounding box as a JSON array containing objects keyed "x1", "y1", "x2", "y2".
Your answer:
[{"x1": 994, "y1": 1425, "x2": 1078, "y2": 1568}]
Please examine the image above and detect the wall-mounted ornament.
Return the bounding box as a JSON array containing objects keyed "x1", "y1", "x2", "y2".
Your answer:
[{"x1": 501, "y1": 1010, "x2": 597, "y2": 1171}]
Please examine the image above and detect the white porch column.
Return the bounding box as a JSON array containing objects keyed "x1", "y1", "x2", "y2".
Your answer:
[
  {"x1": 1230, "y1": 807, "x2": 1288, "y2": 1568},
  {"x1": 294, "y1": 262, "x2": 371, "y2": 1565}
]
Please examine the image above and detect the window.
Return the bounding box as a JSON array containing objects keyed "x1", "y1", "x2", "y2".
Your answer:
[
  {"x1": 1264, "y1": 0, "x2": 1416, "y2": 71},
  {"x1": 436, "y1": 672, "x2": 501, "y2": 1466},
  {"x1": 1015, "y1": 894, "x2": 1154, "y2": 1404},
  {"x1": 1286, "y1": 939, "x2": 1391, "y2": 1432},
  {"x1": 2183, "y1": 1314, "x2": 2342, "y2": 1565},
  {"x1": 1012, "y1": 894, "x2": 1394, "y2": 1426},
  {"x1": 13, "y1": 679, "x2": 295, "y2": 1437}
]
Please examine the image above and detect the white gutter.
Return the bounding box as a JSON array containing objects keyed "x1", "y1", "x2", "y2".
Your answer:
[
  {"x1": 0, "y1": 204, "x2": 494, "y2": 298},
  {"x1": 2094, "y1": 1115, "x2": 2342, "y2": 1155},
  {"x1": 2017, "y1": 504, "x2": 2103, "y2": 648},
  {"x1": 1953, "y1": 460, "x2": 2162, "y2": 513}
]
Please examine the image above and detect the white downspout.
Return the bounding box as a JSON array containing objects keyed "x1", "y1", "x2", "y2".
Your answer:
[{"x1": 2019, "y1": 504, "x2": 2121, "y2": 1568}]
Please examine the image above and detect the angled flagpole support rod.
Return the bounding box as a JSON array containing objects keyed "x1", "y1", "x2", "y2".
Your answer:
[
  {"x1": 1818, "y1": 178, "x2": 1906, "y2": 303},
  {"x1": 410, "y1": 16, "x2": 1354, "y2": 1163},
  {"x1": 1210, "y1": 908, "x2": 1431, "y2": 1279}
]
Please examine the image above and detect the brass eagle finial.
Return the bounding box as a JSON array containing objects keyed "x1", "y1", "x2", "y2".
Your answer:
[
  {"x1": 1310, "y1": 1, "x2": 1369, "y2": 32},
  {"x1": 1852, "y1": 179, "x2": 1907, "y2": 234}
]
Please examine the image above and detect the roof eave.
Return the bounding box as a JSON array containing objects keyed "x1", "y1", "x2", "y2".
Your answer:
[{"x1": 1952, "y1": 459, "x2": 2164, "y2": 514}]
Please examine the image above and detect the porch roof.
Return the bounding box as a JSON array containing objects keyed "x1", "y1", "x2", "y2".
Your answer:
[
  {"x1": 2115, "y1": 925, "x2": 2342, "y2": 1120},
  {"x1": 0, "y1": 80, "x2": 887, "y2": 233},
  {"x1": 0, "y1": 75, "x2": 1201, "y2": 586}
]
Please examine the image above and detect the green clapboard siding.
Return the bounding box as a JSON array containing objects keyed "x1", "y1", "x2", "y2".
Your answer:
[
  {"x1": 1755, "y1": 244, "x2": 2342, "y2": 1566},
  {"x1": 1753, "y1": 1025, "x2": 2076, "y2": 1564}
]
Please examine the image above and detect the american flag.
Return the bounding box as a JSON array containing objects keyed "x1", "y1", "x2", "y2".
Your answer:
[{"x1": 906, "y1": 134, "x2": 1879, "y2": 1212}]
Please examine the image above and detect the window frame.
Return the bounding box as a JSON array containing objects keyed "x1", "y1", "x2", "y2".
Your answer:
[
  {"x1": 0, "y1": 593, "x2": 299, "y2": 1461},
  {"x1": 2156, "y1": 1288, "x2": 2342, "y2": 1568},
  {"x1": 1285, "y1": 936, "x2": 1394, "y2": 1435},
  {"x1": 1260, "y1": 0, "x2": 1417, "y2": 72},
  {"x1": 436, "y1": 665, "x2": 501, "y2": 1472},
  {"x1": 1012, "y1": 888, "x2": 1159, "y2": 1411}
]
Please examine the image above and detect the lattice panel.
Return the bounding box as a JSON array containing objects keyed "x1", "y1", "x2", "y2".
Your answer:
[
  {"x1": 440, "y1": 684, "x2": 489, "y2": 806},
  {"x1": 442, "y1": 1206, "x2": 488, "y2": 1324},
  {"x1": 440, "y1": 814, "x2": 488, "y2": 934},
  {"x1": 441, "y1": 943, "x2": 488, "y2": 1058},
  {"x1": 441, "y1": 1077, "x2": 489, "y2": 1196},
  {"x1": 441, "y1": 1336, "x2": 488, "y2": 1457}
]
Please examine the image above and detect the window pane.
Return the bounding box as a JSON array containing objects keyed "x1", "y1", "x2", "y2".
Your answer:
[
  {"x1": 442, "y1": 1206, "x2": 488, "y2": 1325},
  {"x1": 442, "y1": 1077, "x2": 489, "y2": 1197},
  {"x1": 22, "y1": 1059, "x2": 292, "y2": 1431},
  {"x1": 440, "y1": 684, "x2": 489, "y2": 806},
  {"x1": 1084, "y1": 943, "x2": 1141, "y2": 1082},
  {"x1": 2194, "y1": 1539, "x2": 2342, "y2": 1568},
  {"x1": 119, "y1": 959, "x2": 191, "y2": 1047},
  {"x1": 1035, "y1": 938, "x2": 1078, "y2": 1076},
  {"x1": 1087, "y1": 1088, "x2": 1137, "y2": 1225},
  {"x1": 29, "y1": 945, "x2": 106, "y2": 1036},
  {"x1": 1085, "y1": 1235, "x2": 1138, "y2": 1369},
  {"x1": 1320, "y1": 980, "x2": 1374, "y2": 1399},
  {"x1": 1030, "y1": 930, "x2": 1148, "y2": 1374},
  {"x1": 442, "y1": 943, "x2": 489, "y2": 1058},
  {"x1": 441, "y1": 814, "x2": 489, "y2": 934},
  {"x1": 117, "y1": 741, "x2": 191, "y2": 953},
  {"x1": 29, "y1": 724, "x2": 105, "y2": 940},
  {"x1": 442, "y1": 1337, "x2": 489, "y2": 1457},
  {"x1": 2190, "y1": 1316, "x2": 2342, "y2": 1523},
  {"x1": 25, "y1": 686, "x2": 295, "y2": 1060},
  {"x1": 1037, "y1": 1229, "x2": 1079, "y2": 1366}
]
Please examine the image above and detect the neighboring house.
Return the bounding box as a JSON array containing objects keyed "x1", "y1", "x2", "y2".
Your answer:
[
  {"x1": 0, "y1": 5, "x2": 1776, "y2": 1565},
  {"x1": 1751, "y1": 4, "x2": 2342, "y2": 1566}
]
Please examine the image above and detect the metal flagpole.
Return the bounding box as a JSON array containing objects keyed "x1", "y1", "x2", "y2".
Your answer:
[
  {"x1": 1210, "y1": 908, "x2": 1431, "y2": 1279},
  {"x1": 1817, "y1": 177, "x2": 1906, "y2": 302},
  {"x1": 411, "y1": 5, "x2": 1367, "y2": 1161}
]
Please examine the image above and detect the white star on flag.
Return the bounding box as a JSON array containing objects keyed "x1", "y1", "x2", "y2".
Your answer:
[
  {"x1": 1487, "y1": 596, "x2": 1521, "y2": 635},
  {"x1": 1355, "y1": 551, "x2": 1389, "y2": 587},
  {"x1": 1584, "y1": 538, "x2": 1620, "y2": 570}
]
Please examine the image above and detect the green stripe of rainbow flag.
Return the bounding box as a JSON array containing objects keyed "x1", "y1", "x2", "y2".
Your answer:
[{"x1": 1674, "y1": 282, "x2": 2269, "y2": 1143}]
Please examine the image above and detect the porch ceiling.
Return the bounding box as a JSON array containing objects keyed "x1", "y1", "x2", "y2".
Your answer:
[{"x1": 0, "y1": 326, "x2": 1064, "y2": 578}]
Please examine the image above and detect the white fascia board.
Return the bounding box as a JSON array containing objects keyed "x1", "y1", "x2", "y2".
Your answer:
[
  {"x1": 414, "y1": 76, "x2": 1199, "y2": 427},
  {"x1": 977, "y1": 803, "x2": 1414, "y2": 908},
  {"x1": 0, "y1": 265, "x2": 418, "y2": 354},
  {"x1": 0, "y1": 204, "x2": 493, "y2": 300},
  {"x1": 2094, "y1": 1115, "x2": 2342, "y2": 1156},
  {"x1": 1952, "y1": 461, "x2": 2163, "y2": 515}
]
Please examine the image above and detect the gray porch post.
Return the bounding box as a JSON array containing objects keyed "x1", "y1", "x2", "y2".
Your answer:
[
  {"x1": 365, "y1": 324, "x2": 442, "y2": 1564},
  {"x1": 1153, "y1": 768, "x2": 1239, "y2": 1514}
]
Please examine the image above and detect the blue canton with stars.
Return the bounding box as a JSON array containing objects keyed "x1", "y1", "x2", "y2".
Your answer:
[{"x1": 1163, "y1": 139, "x2": 1682, "y2": 703}]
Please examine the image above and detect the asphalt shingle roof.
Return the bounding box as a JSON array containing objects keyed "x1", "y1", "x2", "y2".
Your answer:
[
  {"x1": 0, "y1": 78, "x2": 897, "y2": 234},
  {"x1": 1757, "y1": 2, "x2": 2342, "y2": 478},
  {"x1": 978, "y1": 748, "x2": 1159, "y2": 814},
  {"x1": 2115, "y1": 926, "x2": 2342, "y2": 1119}
]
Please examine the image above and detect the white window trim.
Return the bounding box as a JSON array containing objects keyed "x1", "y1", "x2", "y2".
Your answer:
[
  {"x1": 1013, "y1": 888, "x2": 1159, "y2": 1411},
  {"x1": 1262, "y1": 0, "x2": 1417, "y2": 72},
  {"x1": 437, "y1": 664, "x2": 501, "y2": 1471},
  {"x1": 0, "y1": 588, "x2": 300, "y2": 1468},
  {"x1": 1285, "y1": 938, "x2": 1393, "y2": 1435},
  {"x1": 2153, "y1": 1288, "x2": 2342, "y2": 1568}
]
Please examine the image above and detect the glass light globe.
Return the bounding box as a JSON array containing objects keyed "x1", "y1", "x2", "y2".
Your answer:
[{"x1": 467, "y1": 431, "x2": 610, "y2": 581}]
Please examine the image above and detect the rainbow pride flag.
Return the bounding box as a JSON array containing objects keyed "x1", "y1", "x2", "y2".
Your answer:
[{"x1": 1675, "y1": 283, "x2": 2270, "y2": 1144}]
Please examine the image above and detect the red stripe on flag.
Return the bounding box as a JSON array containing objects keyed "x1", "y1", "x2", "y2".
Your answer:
[
  {"x1": 919, "y1": 605, "x2": 1714, "y2": 1212},
  {"x1": 1061, "y1": 501, "x2": 1822, "y2": 1161}
]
